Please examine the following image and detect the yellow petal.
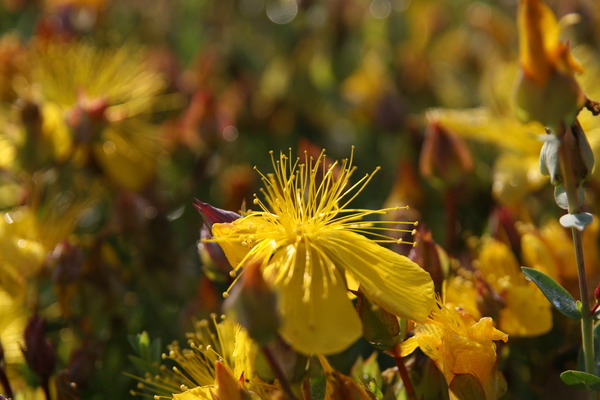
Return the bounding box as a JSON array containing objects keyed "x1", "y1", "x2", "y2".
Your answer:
[
  {"x1": 499, "y1": 285, "x2": 552, "y2": 337},
  {"x1": 400, "y1": 337, "x2": 419, "y2": 357},
  {"x1": 271, "y1": 242, "x2": 362, "y2": 355},
  {"x1": 317, "y1": 231, "x2": 435, "y2": 322},
  {"x1": 173, "y1": 386, "x2": 213, "y2": 400},
  {"x1": 518, "y1": 0, "x2": 558, "y2": 84},
  {"x1": 212, "y1": 216, "x2": 262, "y2": 268}
]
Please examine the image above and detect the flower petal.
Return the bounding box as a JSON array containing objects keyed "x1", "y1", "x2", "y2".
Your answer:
[
  {"x1": 269, "y1": 241, "x2": 362, "y2": 355},
  {"x1": 173, "y1": 386, "x2": 213, "y2": 400},
  {"x1": 317, "y1": 231, "x2": 435, "y2": 322},
  {"x1": 499, "y1": 285, "x2": 552, "y2": 337}
]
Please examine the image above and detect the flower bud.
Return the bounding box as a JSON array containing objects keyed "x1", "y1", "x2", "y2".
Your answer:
[
  {"x1": 355, "y1": 290, "x2": 401, "y2": 350},
  {"x1": 223, "y1": 260, "x2": 280, "y2": 345},
  {"x1": 514, "y1": 69, "x2": 584, "y2": 129},
  {"x1": 514, "y1": 0, "x2": 585, "y2": 128},
  {"x1": 193, "y1": 199, "x2": 241, "y2": 228},
  {"x1": 409, "y1": 227, "x2": 447, "y2": 294},
  {"x1": 22, "y1": 315, "x2": 56, "y2": 383},
  {"x1": 195, "y1": 199, "x2": 242, "y2": 278},
  {"x1": 419, "y1": 121, "x2": 473, "y2": 187},
  {"x1": 16, "y1": 99, "x2": 54, "y2": 172},
  {"x1": 255, "y1": 338, "x2": 308, "y2": 385}
]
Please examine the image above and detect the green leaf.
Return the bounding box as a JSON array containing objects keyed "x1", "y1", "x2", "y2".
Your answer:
[
  {"x1": 560, "y1": 370, "x2": 600, "y2": 391},
  {"x1": 521, "y1": 267, "x2": 582, "y2": 320},
  {"x1": 560, "y1": 212, "x2": 593, "y2": 232}
]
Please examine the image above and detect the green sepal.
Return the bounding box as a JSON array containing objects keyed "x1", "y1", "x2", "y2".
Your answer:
[
  {"x1": 356, "y1": 290, "x2": 401, "y2": 350},
  {"x1": 521, "y1": 267, "x2": 582, "y2": 320},
  {"x1": 448, "y1": 374, "x2": 485, "y2": 400},
  {"x1": 559, "y1": 212, "x2": 593, "y2": 232},
  {"x1": 560, "y1": 370, "x2": 600, "y2": 391}
]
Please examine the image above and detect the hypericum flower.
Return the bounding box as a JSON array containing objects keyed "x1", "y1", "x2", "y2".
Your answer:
[
  {"x1": 30, "y1": 39, "x2": 169, "y2": 190},
  {"x1": 514, "y1": 0, "x2": 584, "y2": 128},
  {"x1": 211, "y1": 149, "x2": 435, "y2": 355},
  {"x1": 519, "y1": 219, "x2": 600, "y2": 295},
  {"x1": 401, "y1": 301, "x2": 508, "y2": 400},
  {"x1": 131, "y1": 315, "x2": 278, "y2": 400},
  {"x1": 475, "y1": 238, "x2": 552, "y2": 337}
]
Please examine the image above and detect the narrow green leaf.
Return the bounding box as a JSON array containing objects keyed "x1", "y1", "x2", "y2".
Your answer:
[
  {"x1": 560, "y1": 370, "x2": 600, "y2": 391},
  {"x1": 560, "y1": 212, "x2": 593, "y2": 232},
  {"x1": 521, "y1": 267, "x2": 582, "y2": 320}
]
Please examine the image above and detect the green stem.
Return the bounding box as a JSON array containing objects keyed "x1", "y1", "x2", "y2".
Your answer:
[{"x1": 558, "y1": 124, "x2": 596, "y2": 389}]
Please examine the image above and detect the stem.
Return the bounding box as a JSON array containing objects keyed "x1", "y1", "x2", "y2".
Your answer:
[
  {"x1": 42, "y1": 378, "x2": 51, "y2": 400},
  {"x1": 444, "y1": 186, "x2": 457, "y2": 251},
  {"x1": 0, "y1": 367, "x2": 13, "y2": 399},
  {"x1": 558, "y1": 125, "x2": 596, "y2": 387},
  {"x1": 391, "y1": 344, "x2": 416, "y2": 400},
  {"x1": 301, "y1": 376, "x2": 311, "y2": 400},
  {"x1": 261, "y1": 345, "x2": 298, "y2": 400}
]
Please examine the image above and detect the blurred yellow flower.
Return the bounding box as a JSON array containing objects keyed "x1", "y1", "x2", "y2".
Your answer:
[
  {"x1": 401, "y1": 301, "x2": 508, "y2": 399},
  {"x1": 0, "y1": 289, "x2": 27, "y2": 393},
  {"x1": 517, "y1": 0, "x2": 582, "y2": 87},
  {"x1": 519, "y1": 218, "x2": 600, "y2": 292},
  {"x1": 0, "y1": 201, "x2": 85, "y2": 301},
  {"x1": 515, "y1": 0, "x2": 584, "y2": 128},
  {"x1": 211, "y1": 149, "x2": 435, "y2": 355},
  {"x1": 31, "y1": 39, "x2": 168, "y2": 190},
  {"x1": 426, "y1": 93, "x2": 546, "y2": 206},
  {"x1": 475, "y1": 239, "x2": 552, "y2": 337}
]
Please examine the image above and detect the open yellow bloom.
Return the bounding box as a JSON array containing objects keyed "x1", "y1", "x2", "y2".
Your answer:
[
  {"x1": 476, "y1": 239, "x2": 552, "y2": 337},
  {"x1": 133, "y1": 316, "x2": 276, "y2": 400},
  {"x1": 401, "y1": 302, "x2": 508, "y2": 399},
  {"x1": 211, "y1": 149, "x2": 435, "y2": 355}
]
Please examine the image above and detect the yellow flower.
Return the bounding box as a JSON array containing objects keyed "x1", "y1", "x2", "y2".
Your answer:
[
  {"x1": 0, "y1": 201, "x2": 87, "y2": 301},
  {"x1": 519, "y1": 219, "x2": 599, "y2": 293},
  {"x1": 518, "y1": 0, "x2": 582, "y2": 87},
  {"x1": 515, "y1": 0, "x2": 584, "y2": 128},
  {"x1": 401, "y1": 301, "x2": 508, "y2": 399},
  {"x1": 426, "y1": 101, "x2": 546, "y2": 206},
  {"x1": 475, "y1": 239, "x2": 552, "y2": 337},
  {"x1": 211, "y1": 149, "x2": 435, "y2": 355},
  {"x1": 31, "y1": 39, "x2": 169, "y2": 190},
  {"x1": 133, "y1": 316, "x2": 276, "y2": 400}
]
